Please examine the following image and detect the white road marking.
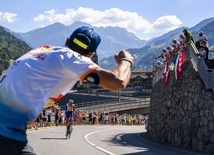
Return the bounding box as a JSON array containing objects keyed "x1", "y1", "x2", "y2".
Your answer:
[{"x1": 84, "y1": 129, "x2": 116, "y2": 155}]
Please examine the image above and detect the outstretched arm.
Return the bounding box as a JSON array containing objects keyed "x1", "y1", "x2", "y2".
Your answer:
[{"x1": 92, "y1": 50, "x2": 133, "y2": 92}]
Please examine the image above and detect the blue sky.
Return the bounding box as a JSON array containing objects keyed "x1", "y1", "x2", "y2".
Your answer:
[{"x1": 0, "y1": 0, "x2": 213, "y2": 40}]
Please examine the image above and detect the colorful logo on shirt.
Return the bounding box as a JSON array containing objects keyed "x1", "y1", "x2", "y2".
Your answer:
[
  {"x1": 39, "y1": 46, "x2": 52, "y2": 51},
  {"x1": 27, "y1": 46, "x2": 53, "y2": 60},
  {"x1": 32, "y1": 53, "x2": 46, "y2": 60}
]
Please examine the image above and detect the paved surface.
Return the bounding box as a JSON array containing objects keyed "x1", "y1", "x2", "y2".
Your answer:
[{"x1": 27, "y1": 125, "x2": 205, "y2": 155}]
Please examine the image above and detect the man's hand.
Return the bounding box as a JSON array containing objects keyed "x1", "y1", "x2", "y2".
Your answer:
[
  {"x1": 92, "y1": 50, "x2": 134, "y2": 92},
  {"x1": 114, "y1": 50, "x2": 134, "y2": 66}
]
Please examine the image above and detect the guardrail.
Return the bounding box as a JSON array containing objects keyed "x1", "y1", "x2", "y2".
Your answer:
[
  {"x1": 76, "y1": 97, "x2": 150, "y2": 113},
  {"x1": 187, "y1": 42, "x2": 214, "y2": 91},
  {"x1": 60, "y1": 97, "x2": 150, "y2": 113},
  {"x1": 153, "y1": 67, "x2": 164, "y2": 85}
]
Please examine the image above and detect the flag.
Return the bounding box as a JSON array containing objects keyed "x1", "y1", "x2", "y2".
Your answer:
[
  {"x1": 169, "y1": 55, "x2": 178, "y2": 71},
  {"x1": 162, "y1": 61, "x2": 170, "y2": 86},
  {"x1": 175, "y1": 49, "x2": 186, "y2": 79}
]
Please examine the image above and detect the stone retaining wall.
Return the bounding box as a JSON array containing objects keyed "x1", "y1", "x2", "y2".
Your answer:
[{"x1": 147, "y1": 60, "x2": 214, "y2": 154}]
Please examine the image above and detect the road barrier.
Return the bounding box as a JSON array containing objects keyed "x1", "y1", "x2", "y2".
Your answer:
[{"x1": 60, "y1": 97, "x2": 150, "y2": 113}]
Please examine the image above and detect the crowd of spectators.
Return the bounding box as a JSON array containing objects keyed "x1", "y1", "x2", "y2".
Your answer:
[
  {"x1": 195, "y1": 31, "x2": 209, "y2": 61},
  {"x1": 154, "y1": 29, "x2": 210, "y2": 73},
  {"x1": 28, "y1": 105, "x2": 148, "y2": 130}
]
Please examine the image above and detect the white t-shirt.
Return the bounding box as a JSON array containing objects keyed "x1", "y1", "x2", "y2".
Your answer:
[
  {"x1": 0, "y1": 45, "x2": 99, "y2": 141},
  {"x1": 198, "y1": 49, "x2": 206, "y2": 59},
  {"x1": 199, "y1": 35, "x2": 208, "y2": 41}
]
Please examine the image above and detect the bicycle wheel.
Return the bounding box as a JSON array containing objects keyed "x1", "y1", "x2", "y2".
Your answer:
[
  {"x1": 66, "y1": 124, "x2": 71, "y2": 139},
  {"x1": 68, "y1": 124, "x2": 72, "y2": 139},
  {"x1": 65, "y1": 130, "x2": 68, "y2": 139},
  {"x1": 66, "y1": 133, "x2": 68, "y2": 139}
]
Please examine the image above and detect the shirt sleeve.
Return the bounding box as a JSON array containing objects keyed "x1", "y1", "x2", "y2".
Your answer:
[{"x1": 62, "y1": 51, "x2": 99, "y2": 81}]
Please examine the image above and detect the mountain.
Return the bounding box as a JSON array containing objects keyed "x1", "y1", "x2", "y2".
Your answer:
[
  {"x1": 18, "y1": 22, "x2": 71, "y2": 48},
  {"x1": 145, "y1": 27, "x2": 188, "y2": 46},
  {"x1": 1, "y1": 17, "x2": 214, "y2": 71},
  {"x1": 189, "y1": 17, "x2": 214, "y2": 32},
  {"x1": 192, "y1": 20, "x2": 214, "y2": 45},
  {"x1": 17, "y1": 21, "x2": 147, "y2": 60},
  {"x1": 0, "y1": 26, "x2": 32, "y2": 74},
  {"x1": 99, "y1": 17, "x2": 214, "y2": 70}
]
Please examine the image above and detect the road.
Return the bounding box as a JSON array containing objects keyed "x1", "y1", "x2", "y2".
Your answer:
[{"x1": 27, "y1": 125, "x2": 203, "y2": 155}]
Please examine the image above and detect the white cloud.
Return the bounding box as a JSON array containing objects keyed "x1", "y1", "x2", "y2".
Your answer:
[
  {"x1": 143, "y1": 15, "x2": 183, "y2": 38},
  {"x1": 33, "y1": 7, "x2": 182, "y2": 40},
  {"x1": 0, "y1": 12, "x2": 17, "y2": 23}
]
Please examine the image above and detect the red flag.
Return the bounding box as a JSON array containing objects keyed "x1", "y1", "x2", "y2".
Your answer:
[
  {"x1": 175, "y1": 49, "x2": 186, "y2": 79},
  {"x1": 162, "y1": 62, "x2": 170, "y2": 86}
]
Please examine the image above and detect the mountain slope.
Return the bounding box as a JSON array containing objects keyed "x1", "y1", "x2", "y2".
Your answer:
[
  {"x1": 17, "y1": 22, "x2": 147, "y2": 60},
  {"x1": 99, "y1": 18, "x2": 214, "y2": 70},
  {"x1": 18, "y1": 22, "x2": 71, "y2": 47},
  {"x1": 2, "y1": 17, "x2": 214, "y2": 70},
  {"x1": 0, "y1": 26, "x2": 32, "y2": 74}
]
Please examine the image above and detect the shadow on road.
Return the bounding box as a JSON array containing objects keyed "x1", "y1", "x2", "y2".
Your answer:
[{"x1": 104, "y1": 132, "x2": 204, "y2": 155}]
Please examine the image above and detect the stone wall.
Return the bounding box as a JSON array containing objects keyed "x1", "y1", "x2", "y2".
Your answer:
[{"x1": 147, "y1": 60, "x2": 214, "y2": 154}]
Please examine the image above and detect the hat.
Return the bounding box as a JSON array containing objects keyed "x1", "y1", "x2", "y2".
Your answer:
[
  {"x1": 69, "y1": 26, "x2": 101, "y2": 52},
  {"x1": 183, "y1": 29, "x2": 187, "y2": 33}
]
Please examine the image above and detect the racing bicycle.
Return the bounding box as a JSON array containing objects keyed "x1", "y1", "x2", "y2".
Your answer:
[{"x1": 65, "y1": 118, "x2": 73, "y2": 139}]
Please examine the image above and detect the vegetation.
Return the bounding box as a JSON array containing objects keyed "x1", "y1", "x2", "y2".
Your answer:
[{"x1": 0, "y1": 26, "x2": 32, "y2": 74}]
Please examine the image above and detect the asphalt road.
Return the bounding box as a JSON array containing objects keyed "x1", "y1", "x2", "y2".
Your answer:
[{"x1": 27, "y1": 125, "x2": 204, "y2": 155}]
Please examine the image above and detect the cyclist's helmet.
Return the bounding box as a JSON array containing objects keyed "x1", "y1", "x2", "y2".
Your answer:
[{"x1": 69, "y1": 99, "x2": 74, "y2": 104}]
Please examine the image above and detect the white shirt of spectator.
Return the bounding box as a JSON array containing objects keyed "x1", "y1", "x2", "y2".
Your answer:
[{"x1": 199, "y1": 35, "x2": 208, "y2": 41}]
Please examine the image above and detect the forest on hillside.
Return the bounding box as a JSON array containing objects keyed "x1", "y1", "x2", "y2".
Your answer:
[{"x1": 0, "y1": 26, "x2": 32, "y2": 74}]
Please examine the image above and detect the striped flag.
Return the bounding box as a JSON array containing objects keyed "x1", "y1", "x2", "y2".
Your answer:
[
  {"x1": 175, "y1": 49, "x2": 186, "y2": 79},
  {"x1": 162, "y1": 61, "x2": 170, "y2": 86}
]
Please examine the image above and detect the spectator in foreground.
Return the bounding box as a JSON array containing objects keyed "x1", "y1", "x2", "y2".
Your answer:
[{"x1": 0, "y1": 26, "x2": 133, "y2": 154}]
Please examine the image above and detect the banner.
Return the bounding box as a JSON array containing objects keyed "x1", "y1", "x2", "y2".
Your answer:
[{"x1": 175, "y1": 49, "x2": 186, "y2": 79}]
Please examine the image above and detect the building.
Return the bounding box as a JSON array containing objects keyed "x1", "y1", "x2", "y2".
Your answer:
[
  {"x1": 128, "y1": 69, "x2": 153, "y2": 92},
  {"x1": 74, "y1": 68, "x2": 153, "y2": 94}
]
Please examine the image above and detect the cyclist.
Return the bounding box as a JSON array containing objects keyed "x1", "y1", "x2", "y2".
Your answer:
[{"x1": 65, "y1": 99, "x2": 75, "y2": 130}]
